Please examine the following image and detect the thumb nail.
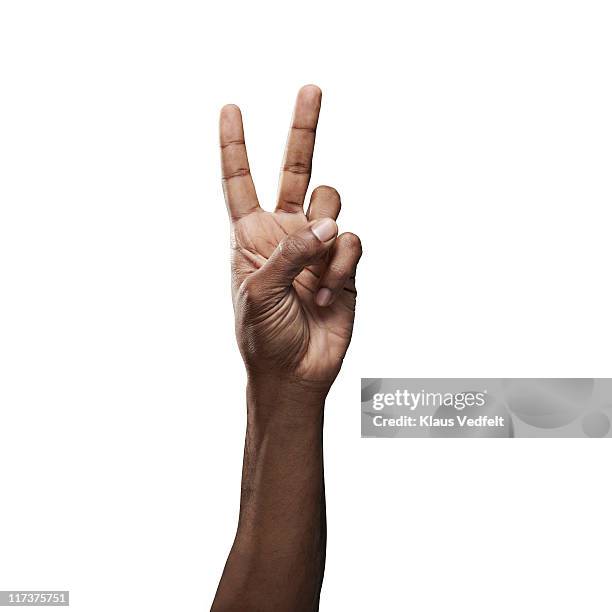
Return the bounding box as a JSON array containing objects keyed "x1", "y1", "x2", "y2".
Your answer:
[{"x1": 311, "y1": 218, "x2": 337, "y2": 242}]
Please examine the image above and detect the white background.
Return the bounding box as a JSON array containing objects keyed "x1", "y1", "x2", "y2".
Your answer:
[{"x1": 1, "y1": 1, "x2": 611, "y2": 610}]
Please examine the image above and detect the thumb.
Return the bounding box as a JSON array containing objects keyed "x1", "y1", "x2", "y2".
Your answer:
[{"x1": 257, "y1": 218, "x2": 337, "y2": 292}]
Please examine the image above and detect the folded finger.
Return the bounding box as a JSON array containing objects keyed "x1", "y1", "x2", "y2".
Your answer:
[
  {"x1": 306, "y1": 185, "x2": 341, "y2": 221},
  {"x1": 315, "y1": 232, "x2": 362, "y2": 307}
]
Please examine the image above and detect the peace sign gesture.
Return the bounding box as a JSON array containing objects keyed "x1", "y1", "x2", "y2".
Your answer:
[{"x1": 220, "y1": 85, "x2": 362, "y2": 389}]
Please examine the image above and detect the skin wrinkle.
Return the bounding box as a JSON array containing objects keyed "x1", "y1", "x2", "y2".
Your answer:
[
  {"x1": 291, "y1": 125, "x2": 317, "y2": 133},
  {"x1": 292, "y1": 275, "x2": 316, "y2": 295},
  {"x1": 220, "y1": 139, "x2": 246, "y2": 149},
  {"x1": 279, "y1": 199, "x2": 303, "y2": 209},
  {"x1": 228, "y1": 208, "x2": 259, "y2": 223},
  {"x1": 222, "y1": 167, "x2": 251, "y2": 180},
  {"x1": 268, "y1": 212, "x2": 290, "y2": 237},
  {"x1": 212, "y1": 86, "x2": 361, "y2": 612},
  {"x1": 282, "y1": 162, "x2": 312, "y2": 175},
  {"x1": 233, "y1": 245, "x2": 265, "y2": 269}
]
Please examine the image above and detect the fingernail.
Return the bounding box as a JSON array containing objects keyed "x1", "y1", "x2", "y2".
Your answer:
[
  {"x1": 315, "y1": 288, "x2": 333, "y2": 307},
  {"x1": 311, "y1": 218, "x2": 337, "y2": 242}
]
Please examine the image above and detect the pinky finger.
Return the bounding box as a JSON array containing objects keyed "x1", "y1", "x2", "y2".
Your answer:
[{"x1": 315, "y1": 232, "x2": 362, "y2": 307}]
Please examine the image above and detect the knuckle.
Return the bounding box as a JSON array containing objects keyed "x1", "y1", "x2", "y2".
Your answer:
[
  {"x1": 282, "y1": 162, "x2": 311, "y2": 175},
  {"x1": 328, "y1": 261, "x2": 348, "y2": 278},
  {"x1": 222, "y1": 167, "x2": 251, "y2": 181},
  {"x1": 340, "y1": 232, "x2": 362, "y2": 254}
]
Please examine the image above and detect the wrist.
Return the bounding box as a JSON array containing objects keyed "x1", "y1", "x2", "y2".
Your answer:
[
  {"x1": 247, "y1": 373, "x2": 329, "y2": 422},
  {"x1": 238, "y1": 374, "x2": 326, "y2": 549}
]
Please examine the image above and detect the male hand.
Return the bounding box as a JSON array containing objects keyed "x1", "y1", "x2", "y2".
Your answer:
[{"x1": 219, "y1": 85, "x2": 362, "y2": 391}]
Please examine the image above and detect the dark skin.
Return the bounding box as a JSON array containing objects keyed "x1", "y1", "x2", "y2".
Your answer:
[{"x1": 211, "y1": 85, "x2": 362, "y2": 612}]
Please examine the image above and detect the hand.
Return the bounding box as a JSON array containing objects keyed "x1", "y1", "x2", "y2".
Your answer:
[{"x1": 219, "y1": 85, "x2": 362, "y2": 391}]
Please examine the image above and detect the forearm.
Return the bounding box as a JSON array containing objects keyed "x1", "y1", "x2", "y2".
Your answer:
[{"x1": 211, "y1": 377, "x2": 328, "y2": 612}]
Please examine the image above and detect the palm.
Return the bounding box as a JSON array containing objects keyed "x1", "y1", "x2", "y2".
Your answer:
[
  {"x1": 232, "y1": 210, "x2": 356, "y2": 380},
  {"x1": 220, "y1": 86, "x2": 361, "y2": 384}
]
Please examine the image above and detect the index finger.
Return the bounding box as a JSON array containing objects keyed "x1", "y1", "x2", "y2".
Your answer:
[
  {"x1": 219, "y1": 104, "x2": 260, "y2": 221},
  {"x1": 275, "y1": 85, "x2": 322, "y2": 214}
]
